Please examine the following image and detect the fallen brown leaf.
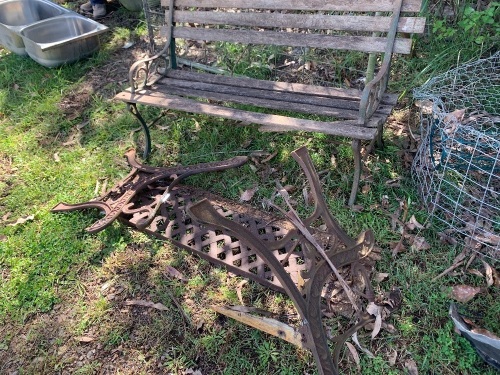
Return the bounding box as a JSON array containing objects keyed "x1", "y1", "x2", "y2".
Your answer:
[
  {"x1": 385, "y1": 178, "x2": 401, "y2": 187},
  {"x1": 261, "y1": 151, "x2": 278, "y2": 164},
  {"x1": 470, "y1": 327, "x2": 500, "y2": 340},
  {"x1": 406, "y1": 215, "x2": 425, "y2": 230},
  {"x1": 404, "y1": 358, "x2": 419, "y2": 375},
  {"x1": 374, "y1": 272, "x2": 389, "y2": 283},
  {"x1": 411, "y1": 236, "x2": 431, "y2": 251},
  {"x1": 124, "y1": 299, "x2": 169, "y2": 311},
  {"x1": 7, "y1": 214, "x2": 35, "y2": 227},
  {"x1": 387, "y1": 350, "x2": 397, "y2": 366},
  {"x1": 239, "y1": 186, "x2": 258, "y2": 202},
  {"x1": 450, "y1": 285, "x2": 482, "y2": 303},
  {"x1": 164, "y1": 265, "x2": 187, "y2": 282},
  {"x1": 53, "y1": 153, "x2": 61, "y2": 162},
  {"x1": 75, "y1": 336, "x2": 95, "y2": 343},
  {"x1": 361, "y1": 184, "x2": 371, "y2": 194},
  {"x1": 350, "y1": 204, "x2": 364, "y2": 212},
  {"x1": 345, "y1": 342, "x2": 361, "y2": 370},
  {"x1": 391, "y1": 240, "x2": 405, "y2": 258},
  {"x1": 236, "y1": 280, "x2": 248, "y2": 305},
  {"x1": 481, "y1": 260, "x2": 494, "y2": 287},
  {"x1": 371, "y1": 313, "x2": 382, "y2": 340}
]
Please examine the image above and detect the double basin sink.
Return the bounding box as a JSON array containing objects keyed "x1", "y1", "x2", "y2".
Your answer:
[{"x1": 0, "y1": 0, "x2": 108, "y2": 67}]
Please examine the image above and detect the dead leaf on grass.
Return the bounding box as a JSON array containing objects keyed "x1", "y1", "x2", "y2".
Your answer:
[
  {"x1": 481, "y1": 260, "x2": 494, "y2": 287},
  {"x1": 406, "y1": 215, "x2": 425, "y2": 230},
  {"x1": 350, "y1": 204, "x2": 364, "y2": 212},
  {"x1": 239, "y1": 186, "x2": 258, "y2": 202},
  {"x1": 450, "y1": 285, "x2": 482, "y2": 303},
  {"x1": 236, "y1": 279, "x2": 248, "y2": 305},
  {"x1": 184, "y1": 369, "x2": 203, "y2": 375},
  {"x1": 411, "y1": 236, "x2": 431, "y2": 251},
  {"x1": 53, "y1": 153, "x2": 61, "y2": 162},
  {"x1": 387, "y1": 349, "x2": 397, "y2": 366},
  {"x1": 124, "y1": 299, "x2": 169, "y2": 311},
  {"x1": 75, "y1": 336, "x2": 95, "y2": 343},
  {"x1": 345, "y1": 342, "x2": 361, "y2": 370},
  {"x1": 164, "y1": 265, "x2": 187, "y2": 282},
  {"x1": 361, "y1": 184, "x2": 371, "y2": 194},
  {"x1": 351, "y1": 332, "x2": 374, "y2": 358},
  {"x1": 156, "y1": 124, "x2": 170, "y2": 131},
  {"x1": 7, "y1": 214, "x2": 34, "y2": 227},
  {"x1": 471, "y1": 327, "x2": 500, "y2": 340},
  {"x1": 261, "y1": 151, "x2": 277, "y2": 163},
  {"x1": 391, "y1": 240, "x2": 405, "y2": 258},
  {"x1": 404, "y1": 358, "x2": 419, "y2": 375},
  {"x1": 0, "y1": 235, "x2": 7, "y2": 242},
  {"x1": 385, "y1": 178, "x2": 401, "y2": 187},
  {"x1": 374, "y1": 272, "x2": 389, "y2": 283},
  {"x1": 371, "y1": 313, "x2": 382, "y2": 339}
]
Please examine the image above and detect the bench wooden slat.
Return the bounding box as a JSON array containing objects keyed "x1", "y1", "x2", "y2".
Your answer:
[
  {"x1": 259, "y1": 116, "x2": 384, "y2": 134},
  {"x1": 159, "y1": 78, "x2": 361, "y2": 111},
  {"x1": 166, "y1": 70, "x2": 363, "y2": 100},
  {"x1": 152, "y1": 82, "x2": 361, "y2": 119},
  {"x1": 115, "y1": 90, "x2": 378, "y2": 140},
  {"x1": 174, "y1": 11, "x2": 426, "y2": 34},
  {"x1": 165, "y1": 0, "x2": 423, "y2": 13},
  {"x1": 173, "y1": 27, "x2": 413, "y2": 54}
]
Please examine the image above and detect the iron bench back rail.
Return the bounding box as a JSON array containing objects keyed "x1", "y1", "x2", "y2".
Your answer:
[{"x1": 114, "y1": 0, "x2": 425, "y2": 205}]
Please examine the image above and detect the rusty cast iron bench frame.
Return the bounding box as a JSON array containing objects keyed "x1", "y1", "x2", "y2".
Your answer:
[
  {"x1": 114, "y1": 0, "x2": 425, "y2": 205},
  {"x1": 53, "y1": 146, "x2": 378, "y2": 375}
]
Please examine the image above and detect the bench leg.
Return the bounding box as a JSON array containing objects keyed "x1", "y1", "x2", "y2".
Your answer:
[
  {"x1": 348, "y1": 139, "x2": 362, "y2": 206},
  {"x1": 127, "y1": 103, "x2": 151, "y2": 159},
  {"x1": 375, "y1": 123, "x2": 385, "y2": 149}
]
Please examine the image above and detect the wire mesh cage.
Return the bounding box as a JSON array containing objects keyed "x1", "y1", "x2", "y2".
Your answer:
[{"x1": 412, "y1": 52, "x2": 500, "y2": 260}]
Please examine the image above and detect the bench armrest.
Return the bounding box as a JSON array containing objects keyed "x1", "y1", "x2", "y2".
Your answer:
[
  {"x1": 358, "y1": 59, "x2": 391, "y2": 125},
  {"x1": 358, "y1": 0, "x2": 403, "y2": 125},
  {"x1": 128, "y1": 0, "x2": 174, "y2": 94}
]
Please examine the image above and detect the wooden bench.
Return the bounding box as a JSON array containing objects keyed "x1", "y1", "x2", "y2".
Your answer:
[{"x1": 114, "y1": 0, "x2": 425, "y2": 205}]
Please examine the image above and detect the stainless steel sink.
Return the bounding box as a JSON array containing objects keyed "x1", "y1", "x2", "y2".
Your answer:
[
  {"x1": 20, "y1": 14, "x2": 108, "y2": 67},
  {"x1": 0, "y1": 0, "x2": 69, "y2": 55}
]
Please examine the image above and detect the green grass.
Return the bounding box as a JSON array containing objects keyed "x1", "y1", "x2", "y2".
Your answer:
[{"x1": 0, "y1": 2, "x2": 499, "y2": 374}]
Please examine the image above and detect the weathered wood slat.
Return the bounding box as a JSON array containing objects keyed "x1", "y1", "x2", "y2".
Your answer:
[
  {"x1": 152, "y1": 83, "x2": 395, "y2": 119},
  {"x1": 151, "y1": 82, "x2": 361, "y2": 119},
  {"x1": 173, "y1": 28, "x2": 413, "y2": 54},
  {"x1": 163, "y1": 70, "x2": 398, "y2": 109},
  {"x1": 159, "y1": 78, "x2": 361, "y2": 110},
  {"x1": 165, "y1": 70, "x2": 363, "y2": 100},
  {"x1": 174, "y1": 11, "x2": 426, "y2": 34},
  {"x1": 163, "y1": 0, "x2": 423, "y2": 13},
  {"x1": 259, "y1": 116, "x2": 384, "y2": 133},
  {"x1": 114, "y1": 90, "x2": 378, "y2": 139}
]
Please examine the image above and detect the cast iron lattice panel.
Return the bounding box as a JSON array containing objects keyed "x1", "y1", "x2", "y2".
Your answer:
[{"x1": 121, "y1": 184, "x2": 334, "y2": 292}]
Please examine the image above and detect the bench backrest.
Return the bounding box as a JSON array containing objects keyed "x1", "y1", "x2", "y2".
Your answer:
[{"x1": 160, "y1": 0, "x2": 425, "y2": 55}]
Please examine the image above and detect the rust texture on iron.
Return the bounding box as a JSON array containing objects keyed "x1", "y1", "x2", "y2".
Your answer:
[{"x1": 52, "y1": 147, "x2": 378, "y2": 375}]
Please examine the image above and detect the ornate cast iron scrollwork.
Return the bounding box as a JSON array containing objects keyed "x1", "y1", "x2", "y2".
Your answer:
[{"x1": 52, "y1": 147, "x2": 378, "y2": 375}]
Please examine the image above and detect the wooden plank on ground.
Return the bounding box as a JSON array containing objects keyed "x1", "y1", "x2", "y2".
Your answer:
[
  {"x1": 114, "y1": 90, "x2": 378, "y2": 139},
  {"x1": 211, "y1": 305, "x2": 307, "y2": 349},
  {"x1": 174, "y1": 12, "x2": 426, "y2": 34},
  {"x1": 173, "y1": 28, "x2": 413, "y2": 54},
  {"x1": 163, "y1": 0, "x2": 423, "y2": 13}
]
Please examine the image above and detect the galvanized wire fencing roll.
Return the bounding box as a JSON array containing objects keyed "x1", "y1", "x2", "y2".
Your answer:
[{"x1": 412, "y1": 52, "x2": 500, "y2": 260}]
